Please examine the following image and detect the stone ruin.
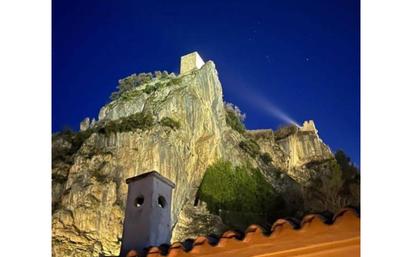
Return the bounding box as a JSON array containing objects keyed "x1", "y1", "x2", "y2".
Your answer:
[
  {"x1": 300, "y1": 120, "x2": 318, "y2": 134},
  {"x1": 180, "y1": 51, "x2": 205, "y2": 75}
]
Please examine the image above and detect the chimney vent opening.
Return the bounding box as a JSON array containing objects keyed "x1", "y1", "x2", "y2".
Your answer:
[
  {"x1": 158, "y1": 195, "x2": 167, "y2": 208},
  {"x1": 135, "y1": 195, "x2": 144, "y2": 207}
]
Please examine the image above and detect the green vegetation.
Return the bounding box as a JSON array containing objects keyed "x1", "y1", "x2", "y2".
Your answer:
[
  {"x1": 160, "y1": 117, "x2": 181, "y2": 130},
  {"x1": 304, "y1": 152, "x2": 360, "y2": 213},
  {"x1": 272, "y1": 125, "x2": 298, "y2": 140},
  {"x1": 52, "y1": 201, "x2": 61, "y2": 214},
  {"x1": 90, "y1": 162, "x2": 110, "y2": 183},
  {"x1": 225, "y1": 109, "x2": 246, "y2": 133},
  {"x1": 335, "y1": 150, "x2": 359, "y2": 181},
  {"x1": 53, "y1": 112, "x2": 155, "y2": 164},
  {"x1": 154, "y1": 70, "x2": 170, "y2": 79},
  {"x1": 110, "y1": 73, "x2": 154, "y2": 100},
  {"x1": 115, "y1": 89, "x2": 143, "y2": 102},
  {"x1": 305, "y1": 159, "x2": 349, "y2": 212},
  {"x1": 97, "y1": 112, "x2": 154, "y2": 135},
  {"x1": 143, "y1": 76, "x2": 182, "y2": 95},
  {"x1": 168, "y1": 77, "x2": 182, "y2": 86},
  {"x1": 142, "y1": 83, "x2": 157, "y2": 94},
  {"x1": 224, "y1": 103, "x2": 246, "y2": 133},
  {"x1": 334, "y1": 150, "x2": 360, "y2": 198},
  {"x1": 260, "y1": 152, "x2": 273, "y2": 164},
  {"x1": 198, "y1": 160, "x2": 284, "y2": 228},
  {"x1": 108, "y1": 71, "x2": 180, "y2": 101},
  {"x1": 109, "y1": 71, "x2": 177, "y2": 101},
  {"x1": 109, "y1": 92, "x2": 120, "y2": 101},
  {"x1": 52, "y1": 173, "x2": 68, "y2": 184},
  {"x1": 239, "y1": 138, "x2": 260, "y2": 158},
  {"x1": 52, "y1": 128, "x2": 95, "y2": 164}
]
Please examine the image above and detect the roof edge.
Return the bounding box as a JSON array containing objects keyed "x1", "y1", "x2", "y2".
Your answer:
[{"x1": 126, "y1": 171, "x2": 176, "y2": 188}]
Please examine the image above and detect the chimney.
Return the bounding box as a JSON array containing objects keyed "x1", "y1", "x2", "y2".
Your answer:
[{"x1": 119, "y1": 171, "x2": 175, "y2": 256}]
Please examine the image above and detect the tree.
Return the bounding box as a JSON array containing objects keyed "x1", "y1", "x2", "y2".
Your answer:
[
  {"x1": 335, "y1": 150, "x2": 359, "y2": 181},
  {"x1": 305, "y1": 160, "x2": 351, "y2": 213}
]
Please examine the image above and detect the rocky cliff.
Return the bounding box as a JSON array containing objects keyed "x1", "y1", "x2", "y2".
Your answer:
[
  {"x1": 52, "y1": 55, "x2": 358, "y2": 257},
  {"x1": 246, "y1": 121, "x2": 333, "y2": 182}
]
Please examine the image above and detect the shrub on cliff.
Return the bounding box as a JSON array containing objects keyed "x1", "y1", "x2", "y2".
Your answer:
[
  {"x1": 52, "y1": 128, "x2": 94, "y2": 164},
  {"x1": 97, "y1": 112, "x2": 154, "y2": 135},
  {"x1": 334, "y1": 150, "x2": 360, "y2": 204},
  {"x1": 142, "y1": 84, "x2": 156, "y2": 94},
  {"x1": 272, "y1": 125, "x2": 298, "y2": 140},
  {"x1": 260, "y1": 152, "x2": 273, "y2": 164},
  {"x1": 304, "y1": 157, "x2": 360, "y2": 213},
  {"x1": 224, "y1": 102, "x2": 246, "y2": 133},
  {"x1": 198, "y1": 160, "x2": 284, "y2": 228},
  {"x1": 335, "y1": 150, "x2": 359, "y2": 182},
  {"x1": 239, "y1": 138, "x2": 260, "y2": 158},
  {"x1": 164, "y1": 76, "x2": 182, "y2": 87},
  {"x1": 109, "y1": 71, "x2": 180, "y2": 100},
  {"x1": 154, "y1": 70, "x2": 170, "y2": 79},
  {"x1": 305, "y1": 160, "x2": 349, "y2": 213},
  {"x1": 160, "y1": 117, "x2": 181, "y2": 130},
  {"x1": 110, "y1": 72, "x2": 154, "y2": 100}
]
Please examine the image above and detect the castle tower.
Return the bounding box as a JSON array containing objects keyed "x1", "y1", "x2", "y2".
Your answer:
[
  {"x1": 180, "y1": 51, "x2": 205, "y2": 75},
  {"x1": 301, "y1": 120, "x2": 318, "y2": 134},
  {"x1": 119, "y1": 171, "x2": 175, "y2": 256}
]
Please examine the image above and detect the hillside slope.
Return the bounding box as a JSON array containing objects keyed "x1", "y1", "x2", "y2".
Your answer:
[{"x1": 52, "y1": 58, "x2": 359, "y2": 257}]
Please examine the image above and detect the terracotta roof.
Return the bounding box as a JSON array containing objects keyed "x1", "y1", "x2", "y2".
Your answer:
[{"x1": 125, "y1": 208, "x2": 360, "y2": 257}]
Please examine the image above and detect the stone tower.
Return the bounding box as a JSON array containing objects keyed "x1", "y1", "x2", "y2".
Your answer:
[
  {"x1": 301, "y1": 120, "x2": 318, "y2": 134},
  {"x1": 180, "y1": 51, "x2": 205, "y2": 75},
  {"x1": 119, "y1": 171, "x2": 175, "y2": 256}
]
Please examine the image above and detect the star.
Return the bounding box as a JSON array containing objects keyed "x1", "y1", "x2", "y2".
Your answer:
[{"x1": 305, "y1": 57, "x2": 310, "y2": 62}]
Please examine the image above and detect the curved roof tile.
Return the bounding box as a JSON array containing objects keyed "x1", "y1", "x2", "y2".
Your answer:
[{"x1": 128, "y1": 208, "x2": 360, "y2": 257}]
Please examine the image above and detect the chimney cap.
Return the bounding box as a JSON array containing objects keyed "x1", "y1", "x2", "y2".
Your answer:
[{"x1": 126, "y1": 171, "x2": 176, "y2": 188}]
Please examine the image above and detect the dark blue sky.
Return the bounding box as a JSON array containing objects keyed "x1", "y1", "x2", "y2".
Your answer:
[{"x1": 52, "y1": 0, "x2": 360, "y2": 165}]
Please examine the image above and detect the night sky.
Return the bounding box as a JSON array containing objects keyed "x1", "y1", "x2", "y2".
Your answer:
[{"x1": 52, "y1": 0, "x2": 360, "y2": 165}]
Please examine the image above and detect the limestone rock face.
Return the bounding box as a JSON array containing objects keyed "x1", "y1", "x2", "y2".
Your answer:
[
  {"x1": 278, "y1": 130, "x2": 332, "y2": 169},
  {"x1": 246, "y1": 124, "x2": 333, "y2": 180},
  {"x1": 171, "y1": 202, "x2": 227, "y2": 243},
  {"x1": 80, "y1": 117, "x2": 90, "y2": 131},
  {"x1": 52, "y1": 58, "x2": 345, "y2": 257},
  {"x1": 52, "y1": 136, "x2": 73, "y2": 212},
  {"x1": 245, "y1": 129, "x2": 289, "y2": 171},
  {"x1": 52, "y1": 61, "x2": 247, "y2": 257}
]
